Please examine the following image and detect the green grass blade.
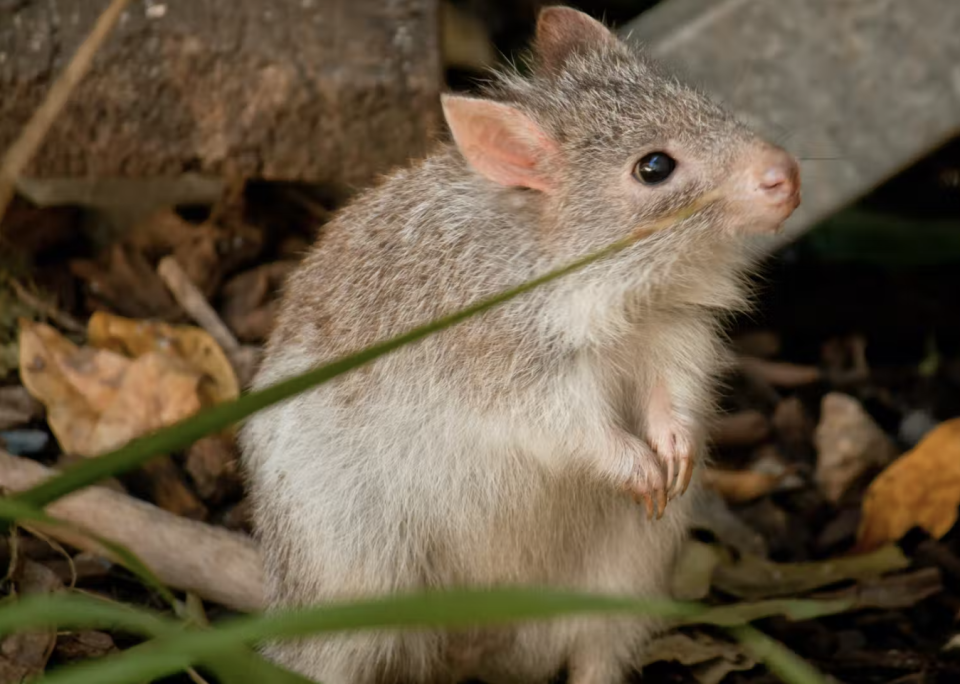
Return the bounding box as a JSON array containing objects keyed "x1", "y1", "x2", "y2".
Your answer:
[
  {"x1": 0, "y1": 591, "x2": 324, "y2": 684},
  {"x1": 0, "y1": 592, "x2": 174, "y2": 637},
  {"x1": 201, "y1": 651, "x2": 318, "y2": 684},
  {"x1": 729, "y1": 625, "x2": 829, "y2": 684},
  {"x1": 685, "y1": 597, "x2": 854, "y2": 627},
  {"x1": 30, "y1": 586, "x2": 837, "y2": 684},
  {"x1": 0, "y1": 498, "x2": 177, "y2": 607},
  {"x1": 34, "y1": 588, "x2": 685, "y2": 684}
]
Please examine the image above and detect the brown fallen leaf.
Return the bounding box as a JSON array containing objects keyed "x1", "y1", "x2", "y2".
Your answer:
[
  {"x1": 87, "y1": 311, "x2": 239, "y2": 406},
  {"x1": 710, "y1": 410, "x2": 771, "y2": 448},
  {"x1": 641, "y1": 632, "x2": 757, "y2": 684},
  {"x1": 0, "y1": 385, "x2": 43, "y2": 430},
  {"x1": 70, "y1": 242, "x2": 181, "y2": 320},
  {"x1": 53, "y1": 631, "x2": 117, "y2": 664},
  {"x1": 810, "y1": 567, "x2": 942, "y2": 611},
  {"x1": 71, "y1": 209, "x2": 263, "y2": 318},
  {"x1": 815, "y1": 392, "x2": 898, "y2": 504},
  {"x1": 691, "y1": 490, "x2": 769, "y2": 558},
  {"x1": 855, "y1": 418, "x2": 960, "y2": 553},
  {"x1": 18, "y1": 320, "x2": 206, "y2": 517},
  {"x1": 185, "y1": 435, "x2": 243, "y2": 503},
  {"x1": 0, "y1": 560, "x2": 62, "y2": 681},
  {"x1": 701, "y1": 468, "x2": 784, "y2": 504},
  {"x1": 772, "y1": 396, "x2": 813, "y2": 447},
  {"x1": 739, "y1": 356, "x2": 822, "y2": 387},
  {"x1": 19, "y1": 321, "x2": 202, "y2": 456},
  {"x1": 220, "y1": 261, "x2": 297, "y2": 342}
]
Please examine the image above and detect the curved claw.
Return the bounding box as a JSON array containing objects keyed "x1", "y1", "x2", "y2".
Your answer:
[
  {"x1": 656, "y1": 487, "x2": 667, "y2": 519},
  {"x1": 642, "y1": 493, "x2": 654, "y2": 519},
  {"x1": 665, "y1": 457, "x2": 676, "y2": 497},
  {"x1": 672, "y1": 457, "x2": 693, "y2": 498}
]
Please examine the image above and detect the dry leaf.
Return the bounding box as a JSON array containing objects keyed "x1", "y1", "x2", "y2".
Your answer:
[
  {"x1": 0, "y1": 560, "x2": 63, "y2": 681},
  {"x1": 710, "y1": 410, "x2": 770, "y2": 447},
  {"x1": 70, "y1": 209, "x2": 262, "y2": 318},
  {"x1": 87, "y1": 311, "x2": 238, "y2": 405},
  {"x1": 70, "y1": 242, "x2": 181, "y2": 320},
  {"x1": 701, "y1": 468, "x2": 784, "y2": 504},
  {"x1": 53, "y1": 631, "x2": 117, "y2": 664},
  {"x1": 691, "y1": 490, "x2": 768, "y2": 558},
  {"x1": 856, "y1": 418, "x2": 960, "y2": 553},
  {"x1": 185, "y1": 435, "x2": 242, "y2": 503},
  {"x1": 810, "y1": 567, "x2": 942, "y2": 611},
  {"x1": 641, "y1": 632, "x2": 756, "y2": 684},
  {"x1": 18, "y1": 320, "x2": 203, "y2": 456},
  {"x1": 220, "y1": 261, "x2": 296, "y2": 342},
  {"x1": 0, "y1": 385, "x2": 43, "y2": 430},
  {"x1": 815, "y1": 392, "x2": 898, "y2": 503}
]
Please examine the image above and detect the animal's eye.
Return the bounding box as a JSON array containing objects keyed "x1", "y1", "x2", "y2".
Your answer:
[{"x1": 633, "y1": 152, "x2": 676, "y2": 185}]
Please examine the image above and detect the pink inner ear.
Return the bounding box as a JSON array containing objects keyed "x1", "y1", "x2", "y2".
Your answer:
[{"x1": 442, "y1": 96, "x2": 555, "y2": 193}]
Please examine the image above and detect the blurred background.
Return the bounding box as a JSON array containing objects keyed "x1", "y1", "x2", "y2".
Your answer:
[{"x1": 1, "y1": 1, "x2": 959, "y2": 682}]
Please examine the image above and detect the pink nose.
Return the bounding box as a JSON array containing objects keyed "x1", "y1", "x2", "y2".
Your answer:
[{"x1": 751, "y1": 147, "x2": 800, "y2": 208}]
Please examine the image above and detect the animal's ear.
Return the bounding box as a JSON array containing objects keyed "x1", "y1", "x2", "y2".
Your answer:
[
  {"x1": 535, "y1": 6, "x2": 618, "y2": 75},
  {"x1": 441, "y1": 95, "x2": 556, "y2": 193}
]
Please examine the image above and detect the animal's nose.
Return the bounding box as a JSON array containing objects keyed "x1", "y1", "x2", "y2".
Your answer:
[{"x1": 751, "y1": 146, "x2": 800, "y2": 207}]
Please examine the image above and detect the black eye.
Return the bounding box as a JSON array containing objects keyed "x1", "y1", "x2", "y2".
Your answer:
[{"x1": 633, "y1": 152, "x2": 676, "y2": 185}]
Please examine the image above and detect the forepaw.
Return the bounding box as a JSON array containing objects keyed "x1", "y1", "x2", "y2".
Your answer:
[
  {"x1": 647, "y1": 423, "x2": 696, "y2": 501},
  {"x1": 621, "y1": 441, "x2": 669, "y2": 520}
]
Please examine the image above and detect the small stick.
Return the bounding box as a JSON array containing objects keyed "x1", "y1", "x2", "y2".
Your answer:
[
  {"x1": 0, "y1": 450, "x2": 265, "y2": 612},
  {"x1": 0, "y1": 0, "x2": 133, "y2": 226},
  {"x1": 710, "y1": 410, "x2": 771, "y2": 447},
  {"x1": 739, "y1": 356, "x2": 822, "y2": 388},
  {"x1": 157, "y1": 256, "x2": 240, "y2": 353},
  {"x1": 7, "y1": 277, "x2": 86, "y2": 334}
]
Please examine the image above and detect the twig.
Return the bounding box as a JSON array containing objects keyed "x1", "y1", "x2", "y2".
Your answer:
[
  {"x1": 0, "y1": 0, "x2": 133, "y2": 227},
  {"x1": 7, "y1": 277, "x2": 86, "y2": 334},
  {"x1": 710, "y1": 410, "x2": 771, "y2": 447},
  {"x1": 157, "y1": 256, "x2": 240, "y2": 353},
  {"x1": 157, "y1": 255, "x2": 262, "y2": 385},
  {"x1": 0, "y1": 450, "x2": 265, "y2": 612},
  {"x1": 739, "y1": 356, "x2": 822, "y2": 388}
]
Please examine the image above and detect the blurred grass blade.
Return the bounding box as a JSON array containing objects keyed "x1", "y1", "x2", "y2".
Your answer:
[
  {"x1": 28, "y1": 587, "x2": 834, "y2": 684},
  {"x1": 0, "y1": 592, "x2": 326, "y2": 684},
  {"x1": 0, "y1": 498, "x2": 177, "y2": 607},
  {"x1": 0, "y1": 592, "x2": 174, "y2": 637},
  {"x1": 686, "y1": 597, "x2": 853, "y2": 627},
  {"x1": 729, "y1": 625, "x2": 828, "y2": 684},
  {"x1": 202, "y1": 651, "x2": 317, "y2": 684},
  {"x1": 36, "y1": 589, "x2": 685, "y2": 684}
]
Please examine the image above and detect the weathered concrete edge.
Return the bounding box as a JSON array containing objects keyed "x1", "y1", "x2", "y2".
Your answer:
[{"x1": 620, "y1": 0, "x2": 960, "y2": 246}]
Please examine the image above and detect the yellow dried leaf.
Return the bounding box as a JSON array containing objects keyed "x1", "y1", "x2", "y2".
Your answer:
[
  {"x1": 19, "y1": 320, "x2": 122, "y2": 455},
  {"x1": 87, "y1": 311, "x2": 238, "y2": 405},
  {"x1": 87, "y1": 352, "x2": 202, "y2": 455},
  {"x1": 18, "y1": 320, "x2": 203, "y2": 457},
  {"x1": 701, "y1": 468, "x2": 783, "y2": 504},
  {"x1": 856, "y1": 418, "x2": 960, "y2": 553}
]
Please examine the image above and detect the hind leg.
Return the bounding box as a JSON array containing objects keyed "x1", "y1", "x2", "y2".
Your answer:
[{"x1": 566, "y1": 618, "x2": 649, "y2": 684}]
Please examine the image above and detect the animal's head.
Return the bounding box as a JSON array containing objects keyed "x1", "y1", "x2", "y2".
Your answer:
[{"x1": 442, "y1": 7, "x2": 800, "y2": 262}]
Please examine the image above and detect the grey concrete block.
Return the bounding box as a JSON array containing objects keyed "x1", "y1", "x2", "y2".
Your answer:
[
  {"x1": 0, "y1": 0, "x2": 441, "y2": 188},
  {"x1": 622, "y1": 0, "x2": 960, "y2": 242}
]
